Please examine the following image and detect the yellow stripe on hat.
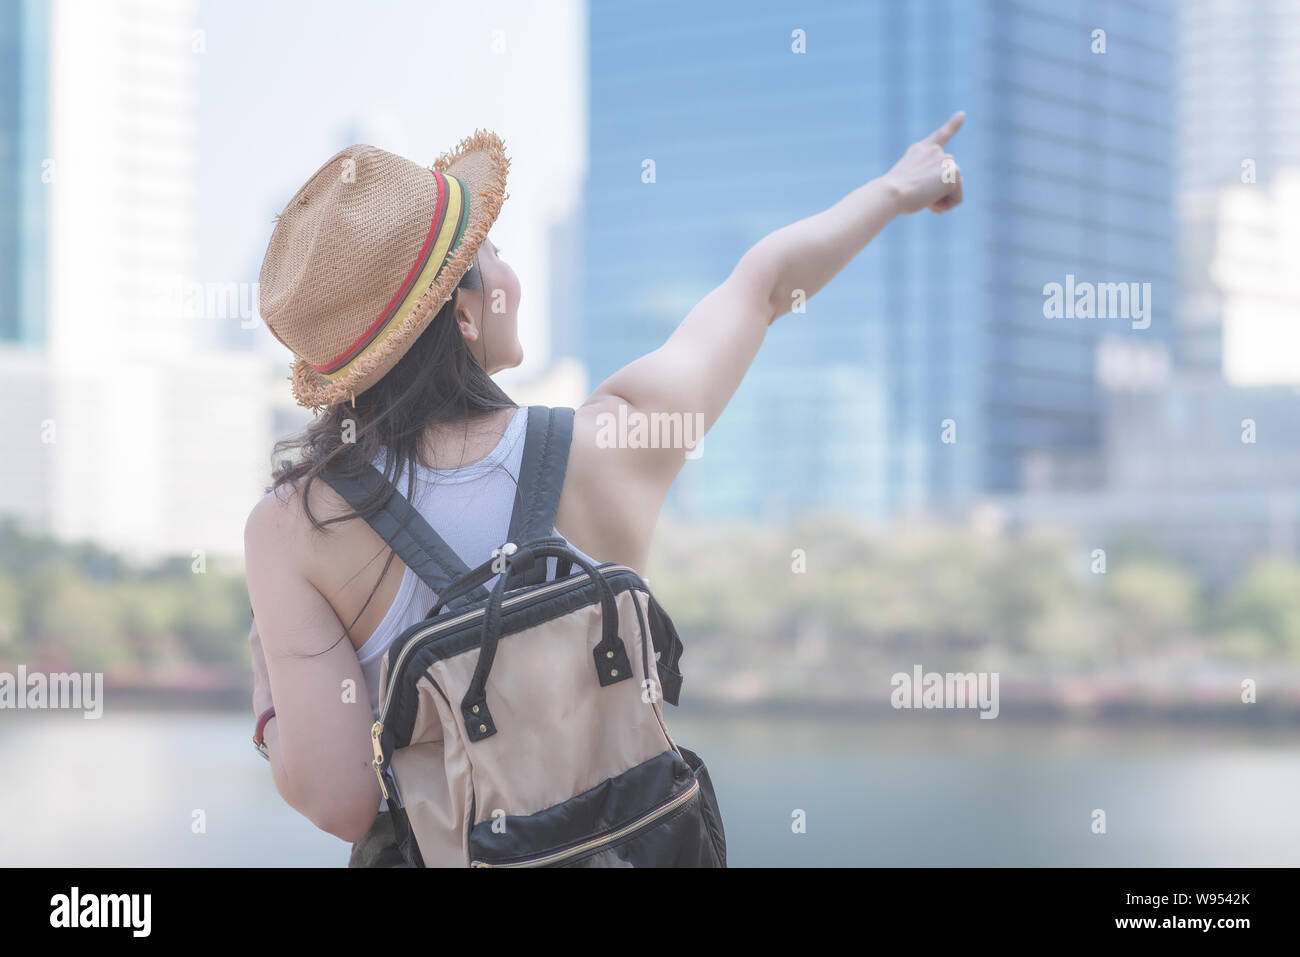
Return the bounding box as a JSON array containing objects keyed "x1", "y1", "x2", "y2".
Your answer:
[{"x1": 320, "y1": 171, "x2": 468, "y2": 382}]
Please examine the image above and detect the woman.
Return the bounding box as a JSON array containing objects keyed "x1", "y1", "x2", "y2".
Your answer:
[{"x1": 245, "y1": 117, "x2": 964, "y2": 863}]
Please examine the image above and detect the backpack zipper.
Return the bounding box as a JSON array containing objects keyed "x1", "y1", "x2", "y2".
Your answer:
[
  {"x1": 371, "y1": 678, "x2": 457, "y2": 802},
  {"x1": 370, "y1": 563, "x2": 641, "y2": 789},
  {"x1": 370, "y1": 721, "x2": 389, "y2": 799},
  {"x1": 468, "y1": 777, "x2": 700, "y2": 868}
]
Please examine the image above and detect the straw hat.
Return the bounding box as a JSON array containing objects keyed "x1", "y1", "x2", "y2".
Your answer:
[{"x1": 258, "y1": 129, "x2": 510, "y2": 411}]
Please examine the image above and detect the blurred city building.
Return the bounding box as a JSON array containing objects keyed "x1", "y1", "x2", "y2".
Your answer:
[
  {"x1": 1213, "y1": 173, "x2": 1300, "y2": 388},
  {"x1": 580, "y1": 0, "x2": 1176, "y2": 521},
  {"x1": 0, "y1": 0, "x2": 270, "y2": 564},
  {"x1": 1175, "y1": 0, "x2": 1300, "y2": 379},
  {"x1": 0, "y1": 0, "x2": 53, "y2": 528},
  {"x1": 1002, "y1": 371, "x2": 1300, "y2": 586},
  {"x1": 0, "y1": 0, "x2": 46, "y2": 345},
  {"x1": 1, "y1": 0, "x2": 1295, "y2": 577},
  {"x1": 996, "y1": 0, "x2": 1300, "y2": 583}
]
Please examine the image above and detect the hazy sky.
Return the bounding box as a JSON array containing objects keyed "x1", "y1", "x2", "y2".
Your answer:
[{"x1": 195, "y1": 0, "x2": 587, "y2": 378}]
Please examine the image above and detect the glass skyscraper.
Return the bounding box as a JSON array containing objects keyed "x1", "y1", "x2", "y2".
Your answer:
[
  {"x1": 580, "y1": 0, "x2": 1174, "y2": 520},
  {"x1": 0, "y1": 0, "x2": 48, "y2": 346}
]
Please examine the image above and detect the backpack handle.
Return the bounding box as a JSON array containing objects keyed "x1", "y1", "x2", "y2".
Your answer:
[
  {"x1": 423, "y1": 536, "x2": 569, "y2": 619},
  {"x1": 460, "y1": 541, "x2": 632, "y2": 743}
]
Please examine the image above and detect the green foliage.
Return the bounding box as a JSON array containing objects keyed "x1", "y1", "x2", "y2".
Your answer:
[
  {"x1": 1214, "y1": 560, "x2": 1300, "y2": 660},
  {"x1": 647, "y1": 515, "x2": 1297, "y2": 677},
  {"x1": 0, "y1": 511, "x2": 1296, "y2": 685},
  {"x1": 0, "y1": 576, "x2": 23, "y2": 656},
  {"x1": 0, "y1": 519, "x2": 249, "y2": 672},
  {"x1": 1101, "y1": 558, "x2": 1202, "y2": 659}
]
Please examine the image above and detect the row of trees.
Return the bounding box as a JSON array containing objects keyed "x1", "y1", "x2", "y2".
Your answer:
[
  {"x1": 0, "y1": 520, "x2": 249, "y2": 672},
  {"x1": 2, "y1": 514, "x2": 1297, "y2": 681},
  {"x1": 643, "y1": 515, "x2": 1300, "y2": 673}
]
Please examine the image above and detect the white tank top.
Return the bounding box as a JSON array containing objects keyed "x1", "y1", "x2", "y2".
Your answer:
[{"x1": 356, "y1": 405, "x2": 595, "y2": 725}]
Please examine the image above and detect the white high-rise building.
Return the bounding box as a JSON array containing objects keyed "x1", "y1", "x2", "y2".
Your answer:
[
  {"x1": 1176, "y1": 0, "x2": 1300, "y2": 377},
  {"x1": 35, "y1": 0, "x2": 270, "y2": 563},
  {"x1": 1212, "y1": 173, "x2": 1300, "y2": 387}
]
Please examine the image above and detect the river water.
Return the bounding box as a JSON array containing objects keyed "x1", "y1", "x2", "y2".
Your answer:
[{"x1": 1, "y1": 707, "x2": 1296, "y2": 866}]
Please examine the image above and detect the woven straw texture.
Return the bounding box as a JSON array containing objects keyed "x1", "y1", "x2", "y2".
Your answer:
[{"x1": 258, "y1": 129, "x2": 510, "y2": 411}]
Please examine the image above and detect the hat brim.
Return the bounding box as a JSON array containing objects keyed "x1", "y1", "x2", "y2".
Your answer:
[{"x1": 289, "y1": 129, "x2": 511, "y2": 412}]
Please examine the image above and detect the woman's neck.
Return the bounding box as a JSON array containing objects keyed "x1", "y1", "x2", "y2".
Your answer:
[{"x1": 416, "y1": 405, "x2": 517, "y2": 471}]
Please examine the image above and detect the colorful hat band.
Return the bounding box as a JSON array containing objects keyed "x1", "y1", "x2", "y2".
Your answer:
[{"x1": 311, "y1": 169, "x2": 469, "y2": 377}]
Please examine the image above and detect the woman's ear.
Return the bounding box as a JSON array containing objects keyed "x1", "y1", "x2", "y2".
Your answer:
[{"x1": 454, "y1": 295, "x2": 480, "y2": 344}]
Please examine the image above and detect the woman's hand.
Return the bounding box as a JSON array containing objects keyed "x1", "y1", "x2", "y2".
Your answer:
[
  {"x1": 881, "y1": 110, "x2": 965, "y2": 214},
  {"x1": 249, "y1": 616, "x2": 274, "y2": 716}
]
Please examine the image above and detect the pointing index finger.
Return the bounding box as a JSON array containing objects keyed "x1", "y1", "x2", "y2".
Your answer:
[{"x1": 923, "y1": 110, "x2": 965, "y2": 146}]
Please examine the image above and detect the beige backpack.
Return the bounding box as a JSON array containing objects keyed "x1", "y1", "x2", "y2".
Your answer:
[{"x1": 323, "y1": 406, "x2": 726, "y2": 867}]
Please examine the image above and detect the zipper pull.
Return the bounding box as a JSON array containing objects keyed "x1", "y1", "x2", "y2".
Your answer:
[{"x1": 371, "y1": 721, "x2": 390, "y2": 800}]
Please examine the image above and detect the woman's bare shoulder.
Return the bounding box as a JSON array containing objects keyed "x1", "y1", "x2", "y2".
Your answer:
[
  {"x1": 244, "y1": 474, "x2": 353, "y2": 568},
  {"x1": 555, "y1": 399, "x2": 665, "y2": 574}
]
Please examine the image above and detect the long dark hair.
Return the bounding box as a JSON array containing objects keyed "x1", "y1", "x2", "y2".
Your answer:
[{"x1": 267, "y1": 255, "x2": 518, "y2": 653}]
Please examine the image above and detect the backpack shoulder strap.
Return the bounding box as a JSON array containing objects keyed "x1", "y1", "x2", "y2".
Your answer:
[
  {"x1": 504, "y1": 406, "x2": 576, "y2": 587},
  {"x1": 506, "y1": 406, "x2": 575, "y2": 544},
  {"x1": 320, "y1": 463, "x2": 491, "y2": 610},
  {"x1": 495, "y1": 405, "x2": 685, "y2": 704}
]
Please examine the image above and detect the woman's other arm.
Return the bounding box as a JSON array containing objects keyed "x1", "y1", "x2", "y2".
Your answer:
[{"x1": 243, "y1": 488, "x2": 381, "y2": 844}]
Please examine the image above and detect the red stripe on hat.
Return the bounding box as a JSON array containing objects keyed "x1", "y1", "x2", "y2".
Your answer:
[{"x1": 312, "y1": 168, "x2": 448, "y2": 374}]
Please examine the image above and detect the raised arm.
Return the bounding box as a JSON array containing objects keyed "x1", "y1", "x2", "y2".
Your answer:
[{"x1": 575, "y1": 112, "x2": 965, "y2": 503}]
